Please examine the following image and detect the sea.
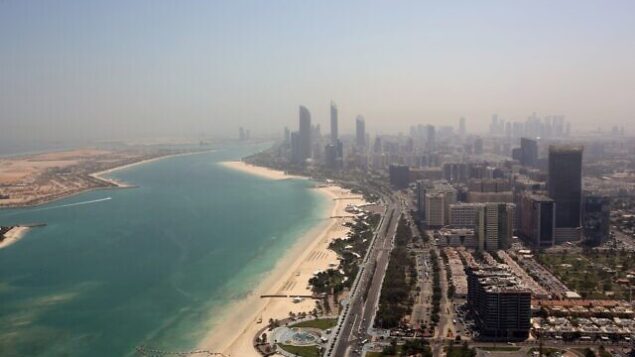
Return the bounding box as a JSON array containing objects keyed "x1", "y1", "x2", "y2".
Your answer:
[{"x1": 0, "y1": 146, "x2": 329, "y2": 356}]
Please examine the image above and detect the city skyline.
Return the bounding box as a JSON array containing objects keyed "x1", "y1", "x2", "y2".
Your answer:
[
  {"x1": 2, "y1": 1, "x2": 635, "y2": 145},
  {"x1": 4, "y1": 2, "x2": 635, "y2": 356}
]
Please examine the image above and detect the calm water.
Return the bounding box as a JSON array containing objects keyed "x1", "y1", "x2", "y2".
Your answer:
[{"x1": 0, "y1": 147, "x2": 328, "y2": 356}]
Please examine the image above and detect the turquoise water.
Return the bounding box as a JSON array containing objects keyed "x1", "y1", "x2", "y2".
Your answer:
[{"x1": 0, "y1": 147, "x2": 328, "y2": 356}]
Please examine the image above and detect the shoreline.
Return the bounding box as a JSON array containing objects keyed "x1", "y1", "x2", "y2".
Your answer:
[
  {"x1": 199, "y1": 162, "x2": 366, "y2": 356},
  {"x1": 90, "y1": 150, "x2": 215, "y2": 188},
  {"x1": 1, "y1": 150, "x2": 213, "y2": 210},
  {"x1": 0, "y1": 226, "x2": 30, "y2": 250},
  {"x1": 218, "y1": 161, "x2": 308, "y2": 181}
]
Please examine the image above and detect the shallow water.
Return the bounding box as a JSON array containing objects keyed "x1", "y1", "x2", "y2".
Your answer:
[{"x1": 0, "y1": 146, "x2": 328, "y2": 356}]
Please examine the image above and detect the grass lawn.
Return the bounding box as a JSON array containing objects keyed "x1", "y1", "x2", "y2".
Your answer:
[
  {"x1": 290, "y1": 318, "x2": 338, "y2": 330},
  {"x1": 277, "y1": 343, "x2": 321, "y2": 357}
]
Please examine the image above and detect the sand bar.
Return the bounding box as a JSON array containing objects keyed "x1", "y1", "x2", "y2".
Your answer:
[
  {"x1": 0, "y1": 226, "x2": 30, "y2": 250},
  {"x1": 199, "y1": 164, "x2": 366, "y2": 356}
]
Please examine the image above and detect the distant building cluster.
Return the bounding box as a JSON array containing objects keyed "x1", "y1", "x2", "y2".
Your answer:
[
  {"x1": 264, "y1": 103, "x2": 635, "y2": 346},
  {"x1": 488, "y1": 113, "x2": 570, "y2": 139},
  {"x1": 276, "y1": 105, "x2": 613, "y2": 250}
]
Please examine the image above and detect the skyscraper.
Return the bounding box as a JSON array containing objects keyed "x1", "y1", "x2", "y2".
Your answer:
[
  {"x1": 388, "y1": 164, "x2": 409, "y2": 189},
  {"x1": 519, "y1": 193, "x2": 555, "y2": 249},
  {"x1": 290, "y1": 131, "x2": 300, "y2": 163},
  {"x1": 355, "y1": 115, "x2": 366, "y2": 149},
  {"x1": 520, "y1": 137, "x2": 538, "y2": 167},
  {"x1": 298, "y1": 105, "x2": 312, "y2": 163},
  {"x1": 324, "y1": 144, "x2": 338, "y2": 170},
  {"x1": 483, "y1": 203, "x2": 514, "y2": 251},
  {"x1": 426, "y1": 125, "x2": 436, "y2": 151},
  {"x1": 283, "y1": 127, "x2": 290, "y2": 145},
  {"x1": 474, "y1": 137, "x2": 484, "y2": 155},
  {"x1": 548, "y1": 145, "x2": 583, "y2": 243},
  {"x1": 330, "y1": 102, "x2": 338, "y2": 143},
  {"x1": 583, "y1": 195, "x2": 610, "y2": 245}
]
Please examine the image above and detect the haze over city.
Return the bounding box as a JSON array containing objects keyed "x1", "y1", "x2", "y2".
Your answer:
[
  {"x1": 2, "y1": 0, "x2": 635, "y2": 145},
  {"x1": 4, "y1": 2, "x2": 635, "y2": 357}
]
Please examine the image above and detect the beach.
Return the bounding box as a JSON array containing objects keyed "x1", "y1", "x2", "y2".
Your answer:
[
  {"x1": 90, "y1": 151, "x2": 214, "y2": 188},
  {"x1": 219, "y1": 161, "x2": 307, "y2": 181},
  {"x1": 0, "y1": 226, "x2": 30, "y2": 250},
  {"x1": 0, "y1": 148, "x2": 213, "y2": 208},
  {"x1": 201, "y1": 163, "x2": 365, "y2": 356}
]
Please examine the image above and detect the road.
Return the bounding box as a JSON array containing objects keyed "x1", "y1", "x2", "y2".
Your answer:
[{"x1": 329, "y1": 196, "x2": 401, "y2": 357}]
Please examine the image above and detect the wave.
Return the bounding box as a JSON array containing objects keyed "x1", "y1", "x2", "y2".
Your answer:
[{"x1": 35, "y1": 197, "x2": 112, "y2": 211}]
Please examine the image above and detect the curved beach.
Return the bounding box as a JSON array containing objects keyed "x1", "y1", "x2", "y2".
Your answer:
[{"x1": 200, "y1": 162, "x2": 365, "y2": 356}]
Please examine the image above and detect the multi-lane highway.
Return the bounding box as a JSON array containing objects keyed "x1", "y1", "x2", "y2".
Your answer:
[{"x1": 329, "y1": 197, "x2": 401, "y2": 357}]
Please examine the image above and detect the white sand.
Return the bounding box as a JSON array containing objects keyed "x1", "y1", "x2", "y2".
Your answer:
[
  {"x1": 198, "y1": 163, "x2": 366, "y2": 356},
  {"x1": 0, "y1": 226, "x2": 30, "y2": 250},
  {"x1": 90, "y1": 151, "x2": 214, "y2": 188},
  {"x1": 218, "y1": 161, "x2": 307, "y2": 181}
]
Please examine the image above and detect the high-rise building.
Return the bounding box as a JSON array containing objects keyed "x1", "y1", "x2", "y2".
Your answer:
[
  {"x1": 519, "y1": 193, "x2": 555, "y2": 249},
  {"x1": 467, "y1": 265, "x2": 531, "y2": 341},
  {"x1": 483, "y1": 203, "x2": 514, "y2": 251},
  {"x1": 355, "y1": 115, "x2": 366, "y2": 149},
  {"x1": 426, "y1": 125, "x2": 436, "y2": 151},
  {"x1": 459, "y1": 117, "x2": 466, "y2": 137},
  {"x1": 474, "y1": 137, "x2": 484, "y2": 155},
  {"x1": 425, "y1": 193, "x2": 446, "y2": 227},
  {"x1": 283, "y1": 127, "x2": 290, "y2": 145},
  {"x1": 298, "y1": 106, "x2": 312, "y2": 163},
  {"x1": 421, "y1": 183, "x2": 457, "y2": 228},
  {"x1": 373, "y1": 137, "x2": 382, "y2": 154},
  {"x1": 330, "y1": 101, "x2": 338, "y2": 143},
  {"x1": 450, "y1": 203, "x2": 514, "y2": 251},
  {"x1": 449, "y1": 203, "x2": 484, "y2": 227},
  {"x1": 443, "y1": 163, "x2": 469, "y2": 183},
  {"x1": 290, "y1": 132, "x2": 301, "y2": 163},
  {"x1": 520, "y1": 137, "x2": 538, "y2": 167},
  {"x1": 583, "y1": 195, "x2": 610, "y2": 245},
  {"x1": 324, "y1": 144, "x2": 339, "y2": 170},
  {"x1": 388, "y1": 164, "x2": 409, "y2": 189},
  {"x1": 548, "y1": 145, "x2": 583, "y2": 243},
  {"x1": 416, "y1": 181, "x2": 429, "y2": 220}
]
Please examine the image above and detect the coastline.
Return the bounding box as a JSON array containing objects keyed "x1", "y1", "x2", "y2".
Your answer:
[
  {"x1": 199, "y1": 162, "x2": 365, "y2": 356},
  {"x1": 90, "y1": 150, "x2": 215, "y2": 188},
  {"x1": 0, "y1": 226, "x2": 30, "y2": 250},
  {"x1": 218, "y1": 161, "x2": 307, "y2": 181},
  {"x1": 0, "y1": 150, "x2": 213, "y2": 210}
]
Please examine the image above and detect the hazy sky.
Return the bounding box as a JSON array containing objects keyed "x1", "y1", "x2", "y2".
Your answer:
[{"x1": 1, "y1": 1, "x2": 634, "y2": 144}]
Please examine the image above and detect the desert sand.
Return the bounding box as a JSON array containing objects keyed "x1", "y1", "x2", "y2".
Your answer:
[
  {"x1": 199, "y1": 163, "x2": 365, "y2": 356},
  {"x1": 0, "y1": 148, "x2": 211, "y2": 208}
]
